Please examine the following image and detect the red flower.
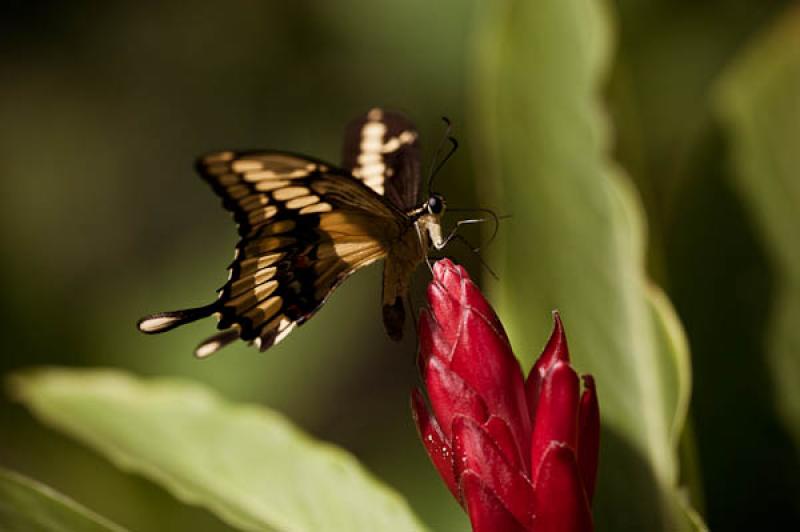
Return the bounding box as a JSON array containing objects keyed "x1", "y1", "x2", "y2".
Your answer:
[{"x1": 411, "y1": 259, "x2": 599, "y2": 532}]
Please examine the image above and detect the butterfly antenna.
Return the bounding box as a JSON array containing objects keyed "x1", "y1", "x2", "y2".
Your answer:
[
  {"x1": 428, "y1": 138, "x2": 458, "y2": 193},
  {"x1": 426, "y1": 117, "x2": 458, "y2": 194}
]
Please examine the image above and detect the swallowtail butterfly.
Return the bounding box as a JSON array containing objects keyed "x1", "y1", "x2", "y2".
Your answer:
[{"x1": 137, "y1": 108, "x2": 450, "y2": 357}]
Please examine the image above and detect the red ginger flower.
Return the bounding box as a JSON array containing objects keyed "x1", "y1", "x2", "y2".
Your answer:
[{"x1": 411, "y1": 259, "x2": 599, "y2": 532}]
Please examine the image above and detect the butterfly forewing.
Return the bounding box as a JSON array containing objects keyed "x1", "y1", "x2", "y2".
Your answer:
[
  {"x1": 342, "y1": 108, "x2": 421, "y2": 211},
  {"x1": 139, "y1": 150, "x2": 406, "y2": 356}
]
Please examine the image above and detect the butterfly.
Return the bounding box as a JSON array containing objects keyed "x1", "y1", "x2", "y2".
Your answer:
[{"x1": 137, "y1": 108, "x2": 452, "y2": 357}]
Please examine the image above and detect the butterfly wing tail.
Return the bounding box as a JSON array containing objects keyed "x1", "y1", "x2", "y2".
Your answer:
[
  {"x1": 195, "y1": 327, "x2": 241, "y2": 359},
  {"x1": 137, "y1": 304, "x2": 217, "y2": 334}
]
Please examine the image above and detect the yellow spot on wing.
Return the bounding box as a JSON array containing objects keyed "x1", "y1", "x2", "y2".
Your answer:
[
  {"x1": 260, "y1": 219, "x2": 296, "y2": 235},
  {"x1": 244, "y1": 295, "x2": 283, "y2": 327},
  {"x1": 229, "y1": 267, "x2": 277, "y2": 297},
  {"x1": 247, "y1": 206, "x2": 278, "y2": 224},
  {"x1": 232, "y1": 160, "x2": 263, "y2": 172},
  {"x1": 238, "y1": 253, "x2": 285, "y2": 276},
  {"x1": 245, "y1": 236, "x2": 294, "y2": 254},
  {"x1": 241, "y1": 195, "x2": 269, "y2": 210},
  {"x1": 286, "y1": 195, "x2": 319, "y2": 209},
  {"x1": 227, "y1": 280, "x2": 278, "y2": 310},
  {"x1": 273, "y1": 321, "x2": 297, "y2": 344},
  {"x1": 299, "y1": 202, "x2": 333, "y2": 215},
  {"x1": 244, "y1": 170, "x2": 278, "y2": 181},
  {"x1": 273, "y1": 186, "x2": 310, "y2": 201},
  {"x1": 203, "y1": 151, "x2": 235, "y2": 163},
  {"x1": 255, "y1": 180, "x2": 290, "y2": 191}
]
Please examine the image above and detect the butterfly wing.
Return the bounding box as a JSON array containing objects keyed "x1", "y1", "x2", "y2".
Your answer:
[
  {"x1": 342, "y1": 108, "x2": 421, "y2": 211},
  {"x1": 138, "y1": 151, "x2": 407, "y2": 357},
  {"x1": 342, "y1": 108, "x2": 428, "y2": 340}
]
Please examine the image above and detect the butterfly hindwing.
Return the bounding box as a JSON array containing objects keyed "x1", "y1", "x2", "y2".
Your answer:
[
  {"x1": 342, "y1": 108, "x2": 421, "y2": 211},
  {"x1": 342, "y1": 108, "x2": 426, "y2": 340},
  {"x1": 138, "y1": 150, "x2": 406, "y2": 356}
]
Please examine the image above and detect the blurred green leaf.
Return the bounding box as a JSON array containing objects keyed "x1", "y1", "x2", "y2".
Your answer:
[
  {"x1": 471, "y1": 0, "x2": 703, "y2": 529},
  {"x1": 11, "y1": 369, "x2": 428, "y2": 532},
  {"x1": 0, "y1": 467, "x2": 126, "y2": 532},
  {"x1": 714, "y1": 5, "x2": 800, "y2": 453}
]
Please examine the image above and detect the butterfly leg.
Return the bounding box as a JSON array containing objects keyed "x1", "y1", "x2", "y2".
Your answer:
[{"x1": 437, "y1": 217, "x2": 490, "y2": 250}]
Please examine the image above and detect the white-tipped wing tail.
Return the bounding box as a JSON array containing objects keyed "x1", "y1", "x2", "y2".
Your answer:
[
  {"x1": 194, "y1": 327, "x2": 241, "y2": 359},
  {"x1": 136, "y1": 305, "x2": 215, "y2": 334}
]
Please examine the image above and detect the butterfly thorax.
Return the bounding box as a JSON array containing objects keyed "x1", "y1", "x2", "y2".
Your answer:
[{"x1": 383, "y1": 212, "x2": 435, "y2": 303}]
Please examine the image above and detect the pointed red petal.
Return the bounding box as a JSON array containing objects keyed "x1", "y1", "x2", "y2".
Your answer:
[
  {"x1": 451, "y1": 261, "x2": 470, "y2": 281},
  {"x1": 484, "y1": 415, "x2": 524, "y2": 472},
  {"x1": 577, "y1": 375, "x2": 599, "y2": 503},
  {"x1": 449, "y1": 308, "x2": 532, "y2": 464},
  {"x1": 460, "y1": 471, "x2": 529, "y2": 532},
  {"x1": 418, "y1": 308, "x2": 452, "y2": 374},
  {"x1": 452, "y1": 417, "x2": 534, "y2": 527},
  {"x1": 410, "y1": 389, "x2": 458, "y2": 499},
  {"x1": 532, "y1": 442, "x2": 593, "y2": 532},
  {"x1": 461, "y1": 276, "x2": 508, "y2": 341},
  {"x1": 434, "y1": 258, "x2": 464, "y2": 293},
  {"x1": 530, "y1": 361, "x2": 580, "y2": 478},
  {"x1": 430, "y1": 259, "x2": 466, "y2": 340},
  {"x1": 427, "y1": 278, "x2": 462, "y2": 346},
  {"x1": 526, "y1": 312, "x2": 570, "y2": 417},
  {"x1": 426, "y1": 355, "x2": 488, "y2": 439},
  {"x1": 538, "y1": 311, "x2": 570, "y2": 364}
]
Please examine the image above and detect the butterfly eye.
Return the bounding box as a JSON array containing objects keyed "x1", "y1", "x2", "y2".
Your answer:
[{"x1": 427, "y1": 194, "x2": 445, "y2": 215}]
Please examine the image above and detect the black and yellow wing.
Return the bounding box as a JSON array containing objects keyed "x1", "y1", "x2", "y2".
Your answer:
[
  {"x1": 342, "y1": 108, "x2": 421, "y2": 211},
  {"x1": 341, "y1": 108, "x2": 426, "y2": 339},
  {"x1": 137, "y1": 150, "x2": 408, "y2": 357}
]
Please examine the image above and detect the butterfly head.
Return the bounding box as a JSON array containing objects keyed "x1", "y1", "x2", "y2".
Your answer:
[
  {"x1": 426, "y1": 193, "x2": 446, "y2": 216},
  {"x1": 413, "y1": 193, "x2": 447, "y2": 250}
]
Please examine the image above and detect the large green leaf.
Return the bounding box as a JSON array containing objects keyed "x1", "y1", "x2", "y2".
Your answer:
[
  {"x1": 714, "y1": 6, "x2": 800, "y2": 453},
  {"x1": 471, "y1": 0, "x2": 703, "y2": 529},
  {"x1": 0, "y1": 467, "x2": 126, "y2": 532},
  {"x1": 10, "y1": 369, "x2": 428, "y2": 532}
]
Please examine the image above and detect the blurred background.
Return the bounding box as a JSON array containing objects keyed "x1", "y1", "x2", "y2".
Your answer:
[{"x1": 1, "y1": 1, "x2": 798, "y2": 531}]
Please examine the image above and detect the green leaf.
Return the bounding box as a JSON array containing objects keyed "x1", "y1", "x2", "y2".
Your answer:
[
  {"x1": 471, "y1": 0, "x2": 703, "y2": 529},
  {"x1": 714, "y1": 6, "x2": 800, "y2": 453},
  {"x1": 0, "y1": 467, "x2": 126, "y2": 532},
  {"x1": 10, "y1": 368, "x2": 428, "y2": 532}
]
